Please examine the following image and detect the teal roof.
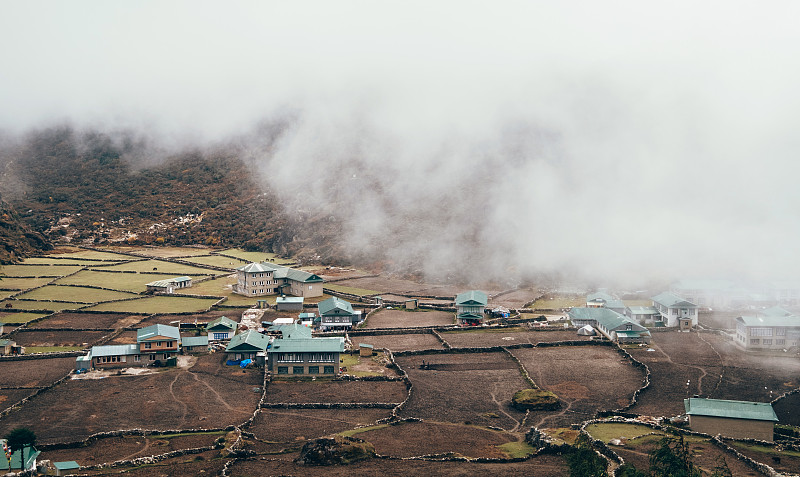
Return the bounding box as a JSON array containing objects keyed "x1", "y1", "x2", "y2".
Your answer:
[
  {"x1": 0, "y1": 443, "x2": 40, "y2": 471},
  {"x1": 274, "y1": 266, "x2": 323, "y2": 283},
  {"x1": 146, "y1": 279, "x2": 175, "y2": 288},
  {"x1": 182, "y1": 335, "x2": 209, "y2": 347},
  {"x1": 172, "y1": 276, "x2": 192, "y2": 283},
  {"x1": 277, "y1": 296, "x2": 305, "y2": 304},
  {"x1": 736, "y1": 315, "x2": 800, "y2": 328},
  {"x1": 587, "y1": 292, "x2": 614, "y2": 302},
  {"x1": 207, "y1": 316, "x2": 237, "y2": 331},
  {"x1": 652, "y1": 292, "x2": 697, "y2": 308},
  {"x1": 318, "y1": 297, "x2": 354, "y2": 315},
  {"x1": 137, "y1": 324, "x2": 181, "y2": 342},
  {"x1": 568, "y1": 307, "x2": 647, "y2": 332},
  {"x1": 54, "y1": 461, "x2": 81, "y2": 471},
  {"x1": 268, "y1": 323, "x2": 313, "y2": 339},
  {"x1": 0, "y1": 339, "x2": 14, "y2": 346},
  {"x1": 237, "y1": 262, "x2": 277, "y2": 273},
  {"x1": 455, "y1": 290, "x2": 488, "y2": 306},
  {"x1": 226, "y1": 330, "x2": 271, "y2": 352},
  {"x1": 90, "y1": 344, "x2": 139, "y2": 357},
  {"x1": 684, "y1": 398, "x2": 778, "y2": 422},
  {"x1": 359, "y1": 343, "x2": 373, "y2": 348},
  {"x1": 269, "y1": 336, "x2": 344, "y2": 353},
  {"x1": 761, "y1": 306, "x2": 794, "y2": 318}
]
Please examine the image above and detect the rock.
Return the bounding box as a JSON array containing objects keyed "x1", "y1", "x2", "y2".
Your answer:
[
  {"x1": 512, "y1": 389, "x2": 560, "y2": 411},
  {"x1": 297, "y1": 436, "x2": 375, "y2": 466}
]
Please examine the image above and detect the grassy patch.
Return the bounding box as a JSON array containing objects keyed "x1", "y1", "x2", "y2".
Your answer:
[
  {"x1": 338, "y1": 424, "x2": 390, "y2": 437},
  {"x1": 54, "y1": 270, "x2": 192, "y2": 293},
  {"x1": 0, "y1": 277, "x2": 55, "y2": 291},
  {"x1": 91, "y1": 259, "x2": 218, "y2": 275},
  {"x1": 324, "y1": 284, "x2": 381, "y2": 296},
  {"x1": 585, "y1": 423, "x2": 664, "y2": 443},
  {"x1": 512, "y1": 389, "x2": 560, "y2": 410},
  {"x1": 150, "y1": 430, "x2": 227, "y2": 439},
  {"x1": 0, "y1": 300, "x2": 84, "y2": 312},
  {"x1": 530, "y1": 296, "x2": 584, "y2": 310},
  {"x1": 50, "y1": 250, "x2": 132, "y2": 261},
  {"x1": 0, "y1": 290, "x2": 17, "y2": 301},
  {"x1": 24, "y1": 345, "x2": 85, "y2": 353},
  {"x1": 15, "y1": 285, "x2": 138, "y2": 303},
  {"x1": 541, "y1": 428, "x2": 580, "y2": 445},
  {"x1": 182, "y1": 255, "x2": 249, "y2": 269},
  {"x1": 497, "y1": 440, "x2": 536, "y2": 458},
  {"x1": 123, "y1": 247, "x2": 215, "y2": 258},
  {"x1": 0, "y1": 312, "x2": 50, "y2": 323},
  {"x1": 83, "y1": 296, "x2": 220, "y2": 314},
  {"x1": 217, "y1": 249, "x2": 295, "y2": 265},
  {"x1": 0, "y1": 264, "x2": 85, "y2": 277},
  {"x1": 21, "y1": 257, "x2": 117, "y2": 265},
  {"x1": 729, "y1": 440, "x2": 800, "y2": 458}
]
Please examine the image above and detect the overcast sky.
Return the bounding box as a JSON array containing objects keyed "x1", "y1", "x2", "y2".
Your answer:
[{"x1": 2, "y1": 1, "x2": 800, "y2": 285}]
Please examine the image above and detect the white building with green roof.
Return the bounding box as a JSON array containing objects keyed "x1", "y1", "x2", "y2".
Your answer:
[
  {"x1": 651, "y1": 292, "x2": 698, "y2": 328},
  {"x1": 735, "y1": 312, "x2": 800, "y2": 351},
  {"x1": 684, "y1": 398, "x2": 778, "y2": 441},
  {"x1": 233, "y1": 262, "x2": 323, "y2": 298},
  {"x1": 455, "y1": 290, "x2": 488, "y2": 325},
  {"x1": 317, "y1": 297, "x2": 359, "y2": 331},
  {"x1": 567, "y1": 307, "x2": 651, "y2": 344}
]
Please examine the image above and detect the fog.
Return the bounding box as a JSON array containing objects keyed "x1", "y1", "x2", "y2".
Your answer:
[{"x1": 2, "y1": 1, "x2": 800, "y2": 285}]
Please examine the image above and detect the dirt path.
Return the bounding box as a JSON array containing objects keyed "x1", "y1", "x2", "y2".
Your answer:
[
  {"x1": 696, "y1": 332, "x2": 725, "y2": 396},
  {"x1": 188, "y1": 371, "x2": 239, "y2": 413},
  {"x1": 490, "y1": 382, "x2": 521, "y2": 432},
  {"x1": 119, "y1": 438, "x2": 150, "y2": 462},
  {"x1": 168, "y1": 372, "x2": 189, "y2": 427}
]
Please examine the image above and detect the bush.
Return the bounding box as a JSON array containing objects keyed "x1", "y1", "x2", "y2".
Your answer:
[{"x1": 512, "y1": 389, "x2": 560, "y2": 411}]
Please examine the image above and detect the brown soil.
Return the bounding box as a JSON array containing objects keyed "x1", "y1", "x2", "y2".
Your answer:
[
  {"x1": 138, "y1": 309, "x2": 247, "y2": 327},
  {"x1": 722, "y1": 438, "x2": 800, "y2": 475},
  {"x1": 249, "y1": 408, "x2": 392, "y2": 444},
  {"x1": 364, "y1": 309, "x2": 454, "y2": 328},
  {"x1": 395, "y1": 352, "x2": 529, "y2": 431},
  {"x1": 442, "y1": 328, "x2": 591, "y2": 348},
  {"x1": 80, "y1": 449, "x2": 227, "y2": 476},
  {"x1": 489, "y1": 289, "x2": 542, "y2": 309},
  {"x1": 264, "y1": 380, "x2": 407, "y2": 404},
  {"x1": 12, "y1": 329, "x2": 109, "y2": 347},
  {"x1": 106, "y1": 330, "x2": 138, "y2": 344},
  {"x1": 0, "y1": 354, "x2": 262, "y2": 444},
  {"x1": 0, "y1": 389, "x2": 38, "y2": 409},
  {"x1": 357, "y1": 421, "x2": 515, "y2": 458},
  {"x1": 30, "y1": 312, "x2": 138, "y2": 329},
  {"x1": 511, "y1": 345, "x2": 647, "y2": 428},
  {"x1": 0, "y1": 356, "x2": 75, "y2": 387},
  {"x1": 353, "y1": 333, "x2": 444, "y2": 352}
]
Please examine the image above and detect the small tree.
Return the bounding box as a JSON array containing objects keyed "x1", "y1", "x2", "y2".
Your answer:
[
  {"x1": 5, "y1": 427, "x2": 36, "y2": 452},
  {"x1": 566, "y1": 434, "x2": 608, "y2": 477},
  {"x1": 649, "y1": 435, "x2": 701, "y2": 477}
]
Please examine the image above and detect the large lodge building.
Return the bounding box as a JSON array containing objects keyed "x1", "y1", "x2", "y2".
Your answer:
[{"x1": 233, "y1": 262, "x2": 323, "y2": 298}]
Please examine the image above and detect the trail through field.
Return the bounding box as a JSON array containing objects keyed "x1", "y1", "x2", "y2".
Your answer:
[
  {"x1": 119, "y1": 439, "x2": 150, "y2": 462},
  {"x1": 696, "y1": 332, "x2": 725, "y2": 396},
  {"x1": 169, "y1": 373, "x2": 189, "y2": 427},
  {"x1": 490, "y1": 382, "x2": 521, "y2": 432},
  {"x1": 189, "y1": 370, "x2": 238, "y2": 412}
]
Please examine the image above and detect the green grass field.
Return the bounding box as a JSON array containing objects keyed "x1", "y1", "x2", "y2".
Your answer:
[
  {"x1": 118, "y1": 246, "x2": 215, "y2": 258},
  {"x1": 50, "y1": 250, "x2": 132, "y2": 261},
  {"x1": 324, "y1": 284, "x2": 381, "y2": 296},
  {"x1": 585, "y1": 423, "x2": 664, "y2": 443},
  {"x1": 14, "y1": 285, "x2": 138, "y2": 303},
  {"x1": 24, "y1": 346, "x2": 85, "y2": 353},
  {"x1": 54, "y1": 270, "x2": 192, "y2": 293},
  {"x1": 0, "y1": 312, "x2": 50, "y2": 323},
  {"x1": 0, "y1": 277, "x2": 54, "y2": 291},
  {"x1": 21, "y1": 257, "x2": 123, "y2": 266},
  {"x1": 529, "y1": 296, "x2": 585, "y2": 310},
  {"x1": 217, "y1": 249, "x2": 295, "y2": 265},
  {"x1": 83, "y1": 296, "x2": 220, "y2": 314},
  {"x1": 0, "y1": 290, "x2": 17, "y2": 300},
  {"x1": 91, "y1": 259, "x2": 219, "y2": 275},
  {"x1": 0, "y1": 300, "x2": 85, "y2": 312},
  {"x1": 0, "y1": 264, "x2": 85, "y2": 277},
  {"x1": 182, "y1": 255, "x2": 249, "y2": 269}
]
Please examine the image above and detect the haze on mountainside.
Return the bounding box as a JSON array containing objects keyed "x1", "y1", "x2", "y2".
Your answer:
[{"x1": 1, "y1": 1, "x2": 800, "y2": 287}]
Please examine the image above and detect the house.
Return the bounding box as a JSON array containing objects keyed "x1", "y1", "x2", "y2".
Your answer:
[
  {"x1": 53, "y1": 461, "x2": 81, "y2": 476},
  {"x1": 455, "y1": 290, "x2": 488, "y2": 326},
  {"x1": 267, "y1": 329, "x2": 345, "y2": 376},
  {"x1": 651, "y1": 292, "x2": 699, "y2": 328},
  {"x1": 86, "y1": 344, "x2": 142, "y2": 368},
  {"x1": 0, "y1": 339, "x2": 23, "y2": 355},
  {"x1": 567, "y1": 307, "x2": 651, "y2": 344},
  {"x1": 182, "y1": 335, "x2": 209, "y2": 353},
  {"x1": 206, "y1": 316, "x2": 237, "y2": 341},
  {"x1": 670, "y1": 279, "x2": 737, "y2": 309},
  {"x1": 137, "y1": 324, "x2": 181, "y2": 363},
  {"x1": 766, "y1": 280, "x2": 800, "y2": 307},
  {"x1": 276, "y1": 296, "x2": 304, "y2": 312},
  {"x1": 404, "y1": 298, "x2": 418, "y2": 310},
  {"x1": 359, "y1": 343, "x2": 374, "y2": 357},
  {"x1": 318, "y1": 297, "x2": 359, "y2": 331},
  {"x1": 684, "y1": 398, "x2": 778, "y2": 441},
  {"x1": 586, "y1": 291, "x2": 626, "y2": 314},
  {"x1": 233, "y1": 262, "x2": 323, "y2": 298},
  {"x1": 734, "y1": 310, "x2": 800, "y2": 351},
  {"x1": 145, "y1": 276, "x2": 192, "y2": 294},
  {"x1": 225, "y1": 330, "x2": 271, "y2": 364},
  {"x1": 625, "y1": 306, "x2": 660, "y2": 325},
  {"x1": 0, "y1": 441, "x2": 40, "y2": 473}
]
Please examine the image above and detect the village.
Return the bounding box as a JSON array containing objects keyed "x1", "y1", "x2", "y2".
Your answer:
[{"x1": 0, "y1": 246, "x2": 799, "y2": 476}]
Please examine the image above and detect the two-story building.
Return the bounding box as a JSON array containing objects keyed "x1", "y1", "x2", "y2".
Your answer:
[
  {"x1": 318, "y1": 297, "x2": 359, "y2": 331},
  {"x1": 233, "y1": 262, "x2": 323, "y2": 298},
  {"x1": 651, "y1": 292, "x2": 698, "y2": 328},
  {"x1": 586, "y1": 291, "x2": 626, "y2": 314},
  {"x1": 206, "y1": 316, "x2": 237, "y2": 341},
  {"x1": 735, "y1": 308, "x2": 800, "y2": 351},
  {"x1": 137, "y1": 324, "x2": 181, "y2": 362},
  {"x1": 455, "y1": 290, "x2": 488, "y2": 326},
  {"x1": 225, "y1": 329, "x2": 271, "y2": 364},
  {"x1": 267, "y1": 324, "x2": 345, "y2": 376}
]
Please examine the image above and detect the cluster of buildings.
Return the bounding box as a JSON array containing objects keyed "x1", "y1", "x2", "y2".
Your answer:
[{"x1": 233, "y1": 262, "x2": 323, "y2": 298}]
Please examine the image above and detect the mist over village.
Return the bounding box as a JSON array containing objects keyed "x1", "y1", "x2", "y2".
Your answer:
[{"x1": 0, "y1": 2, "x2": 798, "y2": 476}]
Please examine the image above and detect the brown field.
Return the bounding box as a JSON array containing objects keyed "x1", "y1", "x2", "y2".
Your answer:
[
  {"x1": 106, "y1": 330, "x2": 138, "y2": 344},
  {"x1": 30, "y1": 312, "x2": 141, "y2": 330},
  {"x1": 249, "y1": 408, "x2": 392, "y2": 443},
  {"x1": 773, "y1": 391, "x2": 800, "y2": 426},
  {"x1": 331, "y1": 276, "x2": 429, "y2": 295},
  {"x1": 491, "y1": 288, "x2": 542, "y2": 309},
  {"x1": 356, "y1": 421, "x2": 516, "y2": 458},
  {"x1": 364, "y1": 309, "x2": 454, "y2": 328},
  {"x1": 137, "y1": 309, "x2": 247, "y2": 327},
  {"x1": 442, "y1": 328, "x2": 591, "y2": 348},
  {"x1": 40, "y1": 432, "x2": 223, "y2": 465},
  {"x1": 723, "y1": 438, "x2": 800, "y2": 475},
  {"x1": 80, "y1": 449, "x2": 228, "y2": 476},
  {"x1": 353, "y1": 333, "x2": 444, "y2": 352},
  {"x1": 228, "y1": 452, "x2": 569, "y2": 476},
  {"x1": 0, "y1": 357, "x2": 75, "y2": 387},
  {"x1": 0, "y1": 355, "x2": 262, "y2": 444},
  {"x1": 11, "y1": 330, "x2": 109, "y2": 347},
  {"x1": 264, "y1": 380, "x2": 407, "y2": 404},
  {"x1": 0, "y1": 389, "x2": 39, "y2": 409},
  {"x1": 395, "y1": 352, "x2": 529, "y2": 430},
  {"x1": 511, "y1": 345, "x2": 647, "y2": 427},
  {"x1": 628, "y1": 331, "x2": 800, "y2": 418}
]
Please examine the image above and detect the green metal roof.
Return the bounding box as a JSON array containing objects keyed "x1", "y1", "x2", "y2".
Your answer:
[
  {"x1": 651, "y1": 292, "x2": 697, "y2": 308},
  {"x1": 587, "y1": 292, "x2": 614, "y2": 302},
  {"x1": 359, "y1": 343, "x2": 374, "y2": 348},
  {"x1": 274, "y1": 266, "x2": 323, "y2": 283},
  {"x1": 90, "y1": 344, "x2": 140, "y2": 357},
  {"x1": 269, "y1": 336, "x2": 344, "y2": 353},
  {"x1": 226, "y1": 330, "x2": 271, "y2": 352},
  {"x1": 627, "y1": 306, "x2": 659, "y2": 315},
  {"x1": 455, "y1": 290, "x2": 488, "y2": 306},
  {"x1": 736, "y1": 315, "x2": 800, "y2": 328},
  {"x1": 318, "y1": 296, "x2": 354, "y2": 315},
  {"x1": 207, "y1": 316, "x2": 237, "y2": 331},
  {"x1": 182, "y1": 335, "x2": 209, "y2": 347},
  {"x1": 568, "y1": 307, "x2": 647, "y2": 333},
  {"x1": 684, "y1": 398, "x2": 778, "y2": 422},
  {"x1": 137, "y1": 324, "x2": 181, "y2": 342},
  {"x1": 54, "y1": 461, "x2": 81, "y2": 471},
  {"x1": 277, "y1": 296, "x2": 305, "y2": 304},
  {"x1": 268, "y1": 323, "x2": 313, "y2": 339},
  {"x1": 0, "y1": 443, "x2": 40, "y2": 471},
  {"x1": 761, "y1": 306, "x2": 795, "y2": 318},
  {"x1": 146, "y1": 279, "x2": 175, "y2": 288}
]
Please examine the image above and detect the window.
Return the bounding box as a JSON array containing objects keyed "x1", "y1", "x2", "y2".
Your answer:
[
  {"x1": 763, "y1": 339, "x2": 772, "y2": 345},
  {"x1": 150, "y1": 354, "x2": 156, "y2": 360},
  {"x1": 776, "y1": 327, "x2": 786, "y2": 336},
  {"x1": 134, "y1": 355, "x2": 141, "y2": 362},
  {"x1": 751, "y1": 328, "x2": 772, "y2": 337},
  {"x1": 144, "y1": 342, "x2": 152, "y2": 349},
  {"x1": 323, "y1": 366, "x2": 335, "y2": 374},
  {"x1": 277, "y1": 366, "x2": 288, "y2": 374},
  {"x1": 625, "y1": 325, "x2": 632, "y2": 331},
  {"x1": 163, "y1": 353, "x2": 170, "y2": 360},
  {"x1": 293, "y1": 366, "x2": 304, "y2": 374},
  {"x1": 309, "y1": 366, "x2": 319, "y2": 374},
  {"x1": 777, "y1": 339, "x2": 785, "y2": 345},
  {"x1": 157, "y1": 341, "x2": 163, "y2": 347},
  {"x1": 213, "y1": 332, "x2": 227, "y2": 340},
  {"x1": 750, "y1": 339, "x2": 760, "y2": 345}
]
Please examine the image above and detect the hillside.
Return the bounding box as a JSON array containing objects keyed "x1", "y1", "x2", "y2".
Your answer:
[
  {"x1": 0, "y1": 196, "x2": 50, "y2": 263},
  {"x1": 0, "y1": 126, "x2": 347, "y2": 264}
]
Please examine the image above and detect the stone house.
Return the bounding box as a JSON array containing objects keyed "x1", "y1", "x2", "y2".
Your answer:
[
  {"x1": 267, "y1": 328, "x2": 345, "y2": 376},
  {"x1": 735, "y1": 308, "x2": 800, "y2": 351},
  {"x1": 684, "y1": 397, "x2": 778, "y2": 441},
  {"x1": 318, "y1": 297, "x2": 359, "y2": 331},
  {"x1": 233, "y1": 262, "x2": 323, "y2": 298}
]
